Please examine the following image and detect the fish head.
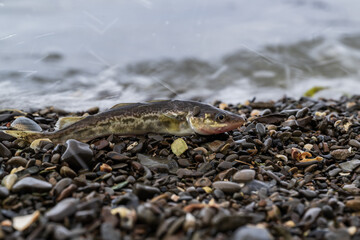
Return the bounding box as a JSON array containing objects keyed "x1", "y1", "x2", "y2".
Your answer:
[{"x1": 187, "y1": 105, "x2": 245, "y2": 135}]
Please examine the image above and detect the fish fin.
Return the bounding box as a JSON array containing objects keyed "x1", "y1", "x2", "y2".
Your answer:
[
  {"x1": 2, "y1": 130, "x2": 45, "y2": 143},
  {"x1": 146, "y1": 100, "x2": 170, "y2": 103},
  {"x1": 55, "y1": 116, "x2": 87, "y2": 130},
  {"x1": 109, "y1": 103, "x2": 140, "y2": 110},
  {"x1": 110, "y1": 100, "x2": 169, "y2": 110}
]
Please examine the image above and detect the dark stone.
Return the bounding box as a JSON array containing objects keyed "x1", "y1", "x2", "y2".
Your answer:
[
  {"x1": 45, "y1": 198, "x2": 79, "y2": 221},
  {"x1": 12, "y1": 177, "x2": 52, "y2": 193},
  {"x1": 0, "y1": 143, "x2": 12, "y2": 158},
  {"x1": 61, "y1": 139, "x2": 93, "y2": 170}
]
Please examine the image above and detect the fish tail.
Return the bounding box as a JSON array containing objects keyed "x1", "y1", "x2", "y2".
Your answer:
[{"x1": 2, "y1": 130, "x2": 48, "y2": 143}]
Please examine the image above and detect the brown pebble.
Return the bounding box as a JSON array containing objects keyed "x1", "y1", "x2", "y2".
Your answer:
[{"x1": 60, "y1": 166, "x2": 77, "y2": 178}]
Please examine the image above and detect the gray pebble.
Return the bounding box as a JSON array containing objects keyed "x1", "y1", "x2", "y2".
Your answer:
[
  {"x1": 12, "y1": 177, "x2": 52, "y2": 193},
  {"x1": 212, "y1": 181, "x2": 241, "y2": 193},
  {"x1": 232, "y1": 226, "x2": 274, "y2": 240},
  {"x1": 233, "y1": 169, "x2": 255, "y2": 183},
  {"x1": 45, "y1": 198, "x2": 79, "y2": 221}
]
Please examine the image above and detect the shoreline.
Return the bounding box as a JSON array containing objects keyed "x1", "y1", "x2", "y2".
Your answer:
[{"x1": 1, "y1": 96, "x2": 360, "y2": 239}]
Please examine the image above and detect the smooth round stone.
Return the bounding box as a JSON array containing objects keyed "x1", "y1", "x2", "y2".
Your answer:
[
  {"x1": 12, "y1": 177, "x2": 52, "y2": 193},
  {"x1": 0, "y1": 143, "x2": 12, "y2": 158},
  {"x1": 6, "y1": 156, "x2": 28, "y2": 167},
  {"x1": 133, "y1": 183, "x2": 160, "y2": 200},
  {"x1": 11, "y1": 117, "x2": 42, "y2": 131},
  {"x1": 233, "y1": 169, "x2": 256, "y2": 183},
  {"x1": 53, "y1": 178, "x2": 73, "y2": 196},
  {"x1": 60, "y1": 166, "x2": 77, "y2": 178},
  {"x1": 349, "y1": 139, "x2": 360, "y2": 148},
  {"x1": 217, "y1": 161, "x2": 233, "y2": 170},
  {"x1": 45, "y1": 198, "x2": 79, "y2": 221},
  {"x1": 232, "y1": 226, "x2": 274, "y2": 240},
  {"x1": 2, "y1": 174, "x2": 18, "y2": 190},
  {"x1": 194, "y1": 177, "x2": 212, "y2": 187},
  {"x1": 0, "y1": 186, "x2": 9, "y2": 198},
  {"x1": 61, "y1": 139, "x2": 93, "y2": 170},
  {"x1": 255, "y1": 123, "x2": 266, "y2": 136},
  {"x1": 212, "y1": 181, "x2": 241, "y2": 193}
]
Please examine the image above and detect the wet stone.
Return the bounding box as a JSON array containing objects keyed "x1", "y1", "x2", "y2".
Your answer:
[
  {"x1": 0, "y1": 143, "x2": 12, "y2": 158},
  {"x1": 207, "y1": 140, "x2": 225, "y2": 152},
  {"x1": 255, "y1": 123, "x2": 266, "y2": 137},
  {"x1": 6, "y1": 156, "x2": 27, "y2": 167},
  {"x1": 0, "y1": 186, "x2": 9, "y2": 199},
  {"x1": 106, "y1": 151, "x2": 129, "y2": 161},
  {"x1": 2, "y1": 174, "x2": 18, "y2": 190},
  {"x1": 60, "y1": 166, "x2": 77, "y2": 178},
  {"x1": 349, "y1": 139, "x2": 360, "y2": 148},
  {"x1": 45, "y1": 198, "x2": 79, "y2": 221},
  {"x1": 339, "y1": 159, "x2": 360, "y2": 172},
  {"x1": 232, "y1": 225, "x2": 274, "y2": 240},
  {"x1": 217, "y1": 161, "x2": 233, "y2": 170},
  {"x1": 178, "y1": 158, "x2": 191, "y2": 167},
  {"x1": 194, "y1": 177, "x2": 212, "y2": 187},
  {"x1": 212, "y1": 181, "x2": 241, "y2": 193},
  {"x1": 133, "y1": 183, "x2": 160, "y2": 200},
  {"x1": 331, "y1": 149, "x2": 352, "y2": 161},
  {"x1": 233, "y1": 169, "x2": 256, "y2": 183},
  {"x1": 12, "y1": 177, "x2": 52, "y2": 193},
  {"x1": 329, "y1": 168, "x2": 341, "y2": 177},
  {"x1": 61, "y1": 139, "x2": 93, "y2": 170}
]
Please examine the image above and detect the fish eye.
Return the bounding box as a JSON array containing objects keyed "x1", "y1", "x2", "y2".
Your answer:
[{"x1": 216, "y1": 113, "x2": 226, "y2": 122}]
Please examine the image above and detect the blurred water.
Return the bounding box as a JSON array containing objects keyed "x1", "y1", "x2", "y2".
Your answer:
[{"x1": 1, "y1": 0, "x2": 360, "y2": 111}]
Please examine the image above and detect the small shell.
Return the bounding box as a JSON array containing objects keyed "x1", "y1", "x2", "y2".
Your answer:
[{"x1": 11, "y1": 117, "x2": 42, "y2": 132}]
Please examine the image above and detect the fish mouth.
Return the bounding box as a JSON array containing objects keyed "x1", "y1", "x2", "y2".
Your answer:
[{"x1": 194, "y1": 120, "x2": 244, "y2": 135}]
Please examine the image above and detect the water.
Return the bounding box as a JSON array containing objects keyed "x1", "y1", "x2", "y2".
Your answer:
[{"x1": 1, "y1": 0, "x2": 360, "y2": 111}]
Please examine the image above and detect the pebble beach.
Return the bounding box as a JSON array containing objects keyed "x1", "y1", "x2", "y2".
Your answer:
[{"x1": 1, "y1": 96, "x2": 360, "y2": 239}]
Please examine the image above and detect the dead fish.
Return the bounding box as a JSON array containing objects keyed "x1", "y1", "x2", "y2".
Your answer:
[{"x1": 2, "y1": 100, "x2": 245, "y2": 143}]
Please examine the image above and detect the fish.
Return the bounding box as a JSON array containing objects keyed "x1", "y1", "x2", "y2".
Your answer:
[{"x1": 2, "y1": 100, "x2": 245, "y2": 144}]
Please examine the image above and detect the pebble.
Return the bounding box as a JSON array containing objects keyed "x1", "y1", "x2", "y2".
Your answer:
[
  {"x1": 2, "y1": 173, "x2": 18, "y2": 190},
  {"x1": 232, "y1": 225, "x2": 274, "y2": 240},
  {"x1": 12, "y1": 210, "x2": 40, "y2": 231},
  {"x1": 133, "y1": 183, "x2": 160, "y2": 200},
  {"x1": 212, "y1": 181, "x2": 241, "y2": 193},
  {"x1": 194, "y1": 177, "x2": 212, "y2": 187},
  {"x1": 339, "y1": 159, "x2": 360, "y2": 172},
  {"x1": 60, "y1": 166, "x2": 77, "y2": 178},
  {"x1": 45, "y1": 198, "x2": 80, "y2": 221},
  {"x1": 331, "y1": 149, "x2": 352, "y2": 161},
  {"x1": 0, "y1": 143, "x2": 12, "y2": 158},
  {"x1": 346, "y1": 199, "x2": 360, "y2": 211},
  {"x1": 12, "y1": 177, "x2": 52, "y2": 193},
  {"x1": 171, "y1": 138, "x2": 188, "y2": 156},
  {"x1": 61, "y1": 139, "x2": 93, "y2": 170},
  {"x1": 6, "y1": 156, "x2": 28, "y2": 167},
  {"x1": 207, "y1": 140, "x2": 225, "y2": 152},
  {"x1": 349, "y1": 139, "x2": 360, "y2": 148},
  {"x1": 232, "y1": 169, "x2": 256, "y2": 183},
  {"x1": 301, "y1": 207, "x2": 321, "y2": 225},
  {"x1": 329, "y1": 168, "x2": 341, "y2": 177},
  {"x1": 0, "y1": 186, "x2": 9, "y2": 198}
]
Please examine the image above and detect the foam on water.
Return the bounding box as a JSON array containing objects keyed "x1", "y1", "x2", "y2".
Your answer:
[{"x1": 1, "y1": 0, "x2": 360, "y2": 111}]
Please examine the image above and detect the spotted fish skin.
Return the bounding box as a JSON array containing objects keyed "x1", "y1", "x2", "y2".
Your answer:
[{"x1": 3, "y1": 100, "x2": 245, "y2": 143}]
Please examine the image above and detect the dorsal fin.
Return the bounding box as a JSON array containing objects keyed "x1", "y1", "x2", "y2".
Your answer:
[
  {"x1": 146, "y1": 100, "x2": 170, "y2": 103},
  {"x1": 109, "y1": 103, "x2": 140, "y2": 110},
  {"x1": 55, "y1": 116, "x2": 87, "y2": 130}
]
